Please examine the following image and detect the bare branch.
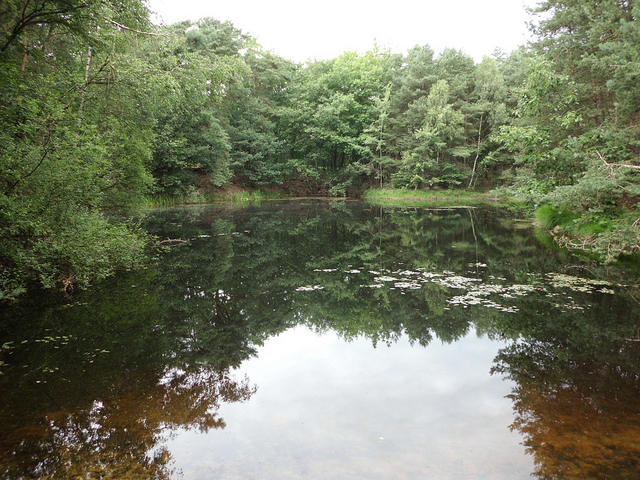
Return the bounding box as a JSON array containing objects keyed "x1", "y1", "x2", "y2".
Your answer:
[
  {"x1": 1, "y1": 2, "x2": 90, "y2": 53},
  {"x1": 103, "y1": 17, "x2": 166, "y2": 37},
  {"x1": 596, "y1": 150, "x2": 640, "y2": 177}
]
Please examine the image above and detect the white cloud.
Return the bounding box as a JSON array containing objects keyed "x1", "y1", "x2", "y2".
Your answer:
[
  {"x1": 166, "y1": 326, "x2": 533, "y2": 478},
  {"x1": 149, "y1": 0, "x2": 539, "y2": 63}
]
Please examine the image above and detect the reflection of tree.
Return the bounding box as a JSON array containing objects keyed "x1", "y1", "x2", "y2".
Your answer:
[
  {"x1": 0, "y1": 255, "x2": 258, "y2": 479},
  {"x1": 0, "y1": 367, "x2": 255, "y2": 479},
  {"x1": 105, "y1": 203, "x2": 640, "y2": 480},
  {"x1": 491, "y1": 296, "x2": 640, "y2": 479},
  {"x1": 3, "y1": 200, "x2": 639, "y2": 479},
  {"x1": 145, "y1": 201, "x2": 613, "y2": 352}
]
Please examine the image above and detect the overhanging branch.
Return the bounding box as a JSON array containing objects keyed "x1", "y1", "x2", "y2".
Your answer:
[
  {"x1": 596, "y1": 150, "x2": 640, "y2": 177},
  {"x1": 103, "y1": 17, "x2": 166, "y2": 37}
]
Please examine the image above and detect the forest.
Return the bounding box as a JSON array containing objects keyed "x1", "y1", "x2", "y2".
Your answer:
[{"x1": 1, "y1": 0, "x2": 640, "y2": 297}]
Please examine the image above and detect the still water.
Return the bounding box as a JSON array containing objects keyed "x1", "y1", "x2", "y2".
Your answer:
[
  {"x1": 167, "y1": 326, "x2": 526, "y2": 479},
  {"x1": 1, "y1": 200, "x2": 640, "y2": 479}
]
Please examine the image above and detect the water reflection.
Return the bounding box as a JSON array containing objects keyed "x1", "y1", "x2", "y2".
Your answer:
[
  {"x1": 0, "y1": 367, "x2": 254, "y2": 479},
  {"x1": 1, "y1": 200, "x2": 639, "y2": 479},
  {"x1": 492, "y1": 296, "x2": 640, "y2": 479},
  {"x1": 0, "y1": 262, "x2": 258, "y2": 479},
  {"x1": 168, "y1": 326, "x2": 530, "y2": 479}
]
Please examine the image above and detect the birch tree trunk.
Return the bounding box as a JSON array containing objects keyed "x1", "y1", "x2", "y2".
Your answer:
[{"x1": 468, "y1": 114, "x2": 483, "y2": 189}]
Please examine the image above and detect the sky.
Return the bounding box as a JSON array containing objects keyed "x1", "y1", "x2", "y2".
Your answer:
[{"x1": 148, "y1": 0, "x2": 540, "y2": 63}]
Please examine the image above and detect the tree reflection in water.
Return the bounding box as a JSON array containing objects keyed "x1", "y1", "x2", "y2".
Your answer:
[
  {"x1": 0, "y1": 230, "x2": 258, "y2": 479},
  {"x1": 492, "y1": 296, "x2": 640, "y2": 479},
  {"x1": 1, "y1": 365, "x2": 255, "y2": 479},
  {"x1": 1, "y1": 200, "x2": 639, "y2": 479}
]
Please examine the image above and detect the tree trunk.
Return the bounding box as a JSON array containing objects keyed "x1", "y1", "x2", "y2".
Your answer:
[
  {"x1": 78, "y1": 46, "x2": 92, "y2": 129},
  {"x1": 468, "y1": 114, "x2": 483, "y2": 189},
  {"x1": 20, "y1": 31, "x2": 28, "y2": 78},
  {"x1": 330, "y1": 147, "x2": 337, "y2": 170}
]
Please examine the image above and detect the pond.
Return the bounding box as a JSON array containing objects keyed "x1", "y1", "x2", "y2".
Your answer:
[{"x1": 1, "y1": 200, "x2": 640, "y2": 479}]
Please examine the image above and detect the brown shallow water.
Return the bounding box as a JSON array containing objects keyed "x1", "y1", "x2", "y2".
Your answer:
[{"x1": 1, "y1": 200, "x2": 640, "y2": 479}]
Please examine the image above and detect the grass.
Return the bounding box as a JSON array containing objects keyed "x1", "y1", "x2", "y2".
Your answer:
[
  {"x1": 533, "y1": 204, "x2": 638, "y2": 264},
  {"x1": 213, "y1": 190, "x2": 285, "y2": 202},
  {"x1": 534, "y1": 205, "x2": 614, "y2": 235},
  {"x1": 362, "y1": 188, "x2": 519, "y2": 206},
  {"x1": 146, "y1": 187, "x2": 519, "y2": 208},
  {"x1": 144, "y1": 189, "x2": 286, "y2": 207},
  {"x1": 534, "y1": 205, "x2": 577, "y2": 230}
]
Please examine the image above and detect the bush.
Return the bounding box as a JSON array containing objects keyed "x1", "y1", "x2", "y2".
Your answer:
[{"x1": 1, "y1": 207, "x2": 150, "y2": 297}]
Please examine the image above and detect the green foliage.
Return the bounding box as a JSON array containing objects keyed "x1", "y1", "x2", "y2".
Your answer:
[
  {"x1": 6, "y1": 0, "x2": 640, "y2": 295},
  {"x1": 152, "y1": 108, "x2": 231, "y2": 194},
  {"x1": 0, "y1": 0, "x2": 161, "y2": 296},
  {"x1": 391, "y1": 153, "x2": 466, "y2": 190},
  {"x1": 139, "y1": 26, "x2": 246, "y2": 195},
  {"x1": 223, "y1": 48, "x2": 294, "y2": 185},
  {"x1": 285, "y1": 50, "x2": 390, "y2": 173},
  {"x1": 494, "y1": 0, "x2": 640, "y2": 261},
  {"x1": 534, "y1": 205, "x2": 577, "y2": 230},
  {"x1": 138, "y1": 30, "x2": 512, "y2": 196}
]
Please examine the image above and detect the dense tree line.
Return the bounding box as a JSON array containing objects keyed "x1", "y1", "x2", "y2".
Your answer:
[{"x1": 1, "y1": 0, "x2": 639, "y2": 296}]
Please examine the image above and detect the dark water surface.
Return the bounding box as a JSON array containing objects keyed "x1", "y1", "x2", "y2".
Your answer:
[{"x1": 1, "y1": 200, "x2": 640, "y2": 479}]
